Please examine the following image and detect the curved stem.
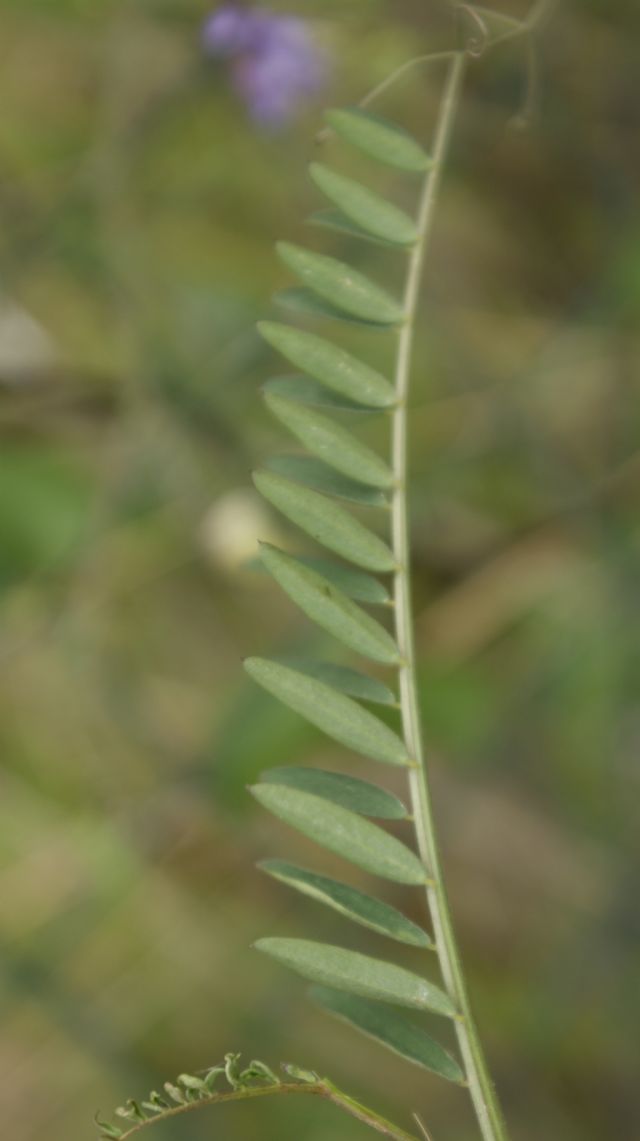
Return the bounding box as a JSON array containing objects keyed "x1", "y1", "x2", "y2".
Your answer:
[
  {"x1": 390, "y1": 53, "x2": 510, "y2": 1141},
  {"x1": 106, "y1": 1079, "x2": 421, "y2": 1141}
]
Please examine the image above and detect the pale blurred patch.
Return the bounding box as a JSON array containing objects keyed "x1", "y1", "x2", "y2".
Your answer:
[
  {"x1": 199, "y1": 488, "x2": 281, "y2": 571},
  {"x1": 0, "y1": 299, "x2": 57, "y2": 382}
]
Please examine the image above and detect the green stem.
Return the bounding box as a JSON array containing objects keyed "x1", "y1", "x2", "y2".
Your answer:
[
  {"x1": 390, "y1": 52, "x2": 510, "y2": 1141},
  {"x1": 323, "y1": 1080, "x2": 423, "y2": 1141},
  {"x1": 108, "y1": 1080, "x2": 421, "y2": 1141},
  {"x1": 485, "y1": 0, "x2": 557, "y2": 47}
]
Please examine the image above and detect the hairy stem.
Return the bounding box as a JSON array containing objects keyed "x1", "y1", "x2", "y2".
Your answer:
[
  {"x1": 390, "y1": 52, "x2": 510, "y2": 1141},
  {"x1": 108, "y1": 1080, "x2": 421, "y2": 1141}
]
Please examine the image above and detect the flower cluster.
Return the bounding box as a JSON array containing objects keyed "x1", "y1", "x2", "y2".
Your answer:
[{"x1": 202, "y1": 4, "x2": 328, "y2": 128}]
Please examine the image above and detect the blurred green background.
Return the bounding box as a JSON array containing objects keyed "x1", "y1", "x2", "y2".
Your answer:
[{"x1": 0, "y1": 2, "x2": 638, "y2": 1139}]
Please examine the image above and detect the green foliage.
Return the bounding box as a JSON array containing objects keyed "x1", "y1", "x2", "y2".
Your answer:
[
  {"x1": 264, "y1": 454, "x2": 390, "y2": 504},
  {"x1": 276, "y1": 243, "x2": 405, "y2": 326},
  {"x1": 260, "y1": 766, "x2": 407, "y2": 816},
  {"x1": 253, "y1": 470, "x2": 396, "y2": 569},
  {"x1": 279, "y1": 660, "x2": 397, "y2": 704},
  {"x1": 295, "y1": 556, "x2": 391, "y2": 603},
  {"x1": 250, "y1": 783, "x2": 426, "y2": 883},
  {"x1": 263, "y1": 390, "x2": 394, "y2": 487},
  {"x1": 324, "y1": 108, "x2": 433, "y2": 172},
  {"x1": 309, "y1": 163, "x2": 419, "y2": 246},
  {"x1": 312, "y1": 988, "x2": 463, "y2": 1083},
  {"x1": 259, "y1": 860, "x2": 430, "y2": 946},
  {"x1": 310, "y1": 208, "x2": 406, "y2": 248},
  {"x1": 4, "y1": 5, "x2": 637, "y2": 1141},
  {"x1": 259, "y1": 544, "x2": 399, "y2": 661},
  {"x1": 244, "y1": 658, "x2": 408, "y2": 763},
  {"x1": 264, "y1": 373, "x2": 377, "y2": 412},
  {"x1": 254, "y1": 938, "x2": 455, "y2": 1015},
  {"x1": 257, "y1": 322, "x2": 396, "y2": 406},
  {"x1": 246, "y1": 98, "x2": 471, "y2": 1115}
]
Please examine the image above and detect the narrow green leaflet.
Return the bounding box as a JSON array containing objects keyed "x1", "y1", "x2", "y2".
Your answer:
[
  {"x1": 249, "y1": 784, "x2": 425, "y2": 884},
  {"x1": 258, "y1": 322, "x2": 395, "y2": 408},
  {"x1": 311, "y1": 987, "x2": 464, "y2": 1083},
  {"x1": 253, "y1": 470, "x2": 395, "y2": 572},
  {"x1": 254, "y1": 939, "x2": 455, "y2": 1017},
  {"x1": 265, "y1": 455, "x2": 388, "y2": 507},
  {"x1": 275, "y1": 287, "x2": 386, "y2": 329},
  {"x1": 288, "y1": 662, "x2": 396, "y2": 706},
  {"x1": 325, "y1": 108, "x2": 432, "y2": 173},
  {"x1": 277, "y1": 242, "x2": 404, "y2": 326},
  {"x1": 310, "y1": 209, "x2": 398, "y2": 248},
  {"x1": 299, "y1": 557, "x2": 390, "y2": 604},
  {"x1": 309, "y1": 163, "x2": 418, "y2": 247},
  {"x1": 244, "y1": 658, "x2": 408, "y2": 764},
  {"x1": 259, "y1": 860, "x2": 430, "y2": 947},
  {"x1": 264, "y1": 391, "x2": 393, "y2": 489},
  {"x1": 261, "y1": 766, "x2": 407, "y2": 818},
  {"x1": 260, "y1": 544, "x2": 398, "y2": 663},
  {"x1": 264, "y1": 375, "x2": 373, "y2": 413}
]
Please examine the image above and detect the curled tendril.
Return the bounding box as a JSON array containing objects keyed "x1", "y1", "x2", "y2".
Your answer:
[
  {"x1": 95, "y1": 1056, "x2": 285, "y2": 1140},
  {"x1": 456, "y1": 4, "x2": 490, "y2": 57}
]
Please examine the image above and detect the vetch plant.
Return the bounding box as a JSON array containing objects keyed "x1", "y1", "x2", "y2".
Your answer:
[{"x1": 98, "y1": 4, "x2": 556, "y2": 1140}]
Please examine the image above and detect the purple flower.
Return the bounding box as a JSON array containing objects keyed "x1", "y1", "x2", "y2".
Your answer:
[{"x1": 202, "y1": 4, "x2": 328, "y2": 127}]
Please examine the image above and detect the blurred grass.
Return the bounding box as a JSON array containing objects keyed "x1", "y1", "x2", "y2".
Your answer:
[{"x1": 0, "y1": 2, "x2": 638, "y2": 1140}]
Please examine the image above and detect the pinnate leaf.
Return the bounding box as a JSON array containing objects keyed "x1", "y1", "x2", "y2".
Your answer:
[
  {"x1": 260, "y1": 544, "x2": 398, "y2": 663},
  {"x1": 264, "y1": 391, "x2": 393, "y2": 489},
  {"x1": 325, "y1": 108, "x2": 432, "y2": 173},
  {"x1": 259, "y1": 322, "x2": 396, "y2": 408},
  {"x1": 254, "y1": 938, "x2": 455, "y2": 1016},
  {"x1": 310, "y1": 163, "x2": 418, "y2": 247},
  {"x1": 312, "y1": 987, "x2": 464, "y2": 1082},
  {"x1": 244, "y1": 658, "x2": 408, "y2": 764},
  {"x1": 250, "y1": 783, "x2": 425, "y2": 884},
  {"x1": 277, "y1": 242, "x2": 404, "y2": 326},
  {"x1": 261, "y1": 766, "x2": 407, "y2": 818},
  {"x1": 253, "y1": 470, "x2": 395, "y2": 571},
  {"x1": 260, "y1": 860, "x2": 430, "y2": 947}
]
